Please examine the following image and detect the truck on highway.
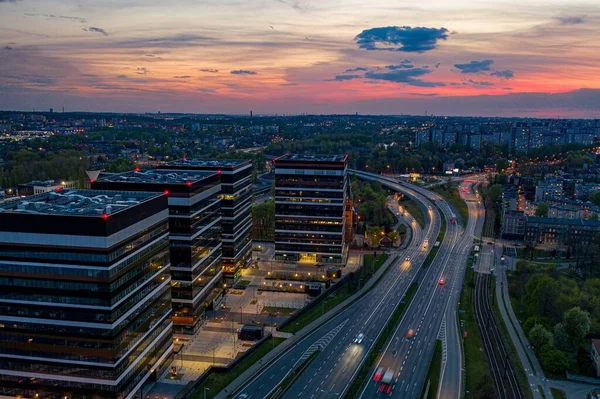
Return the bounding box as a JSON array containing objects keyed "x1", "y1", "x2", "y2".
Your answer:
[{"x1": 378, "y1": 368, "x2": 394, "y2": 395}]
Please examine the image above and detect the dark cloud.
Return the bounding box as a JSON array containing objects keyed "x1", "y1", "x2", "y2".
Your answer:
[
  {"x1": 327, "y1": 74, "x2": 362, "y2": 81},
  {"x1": 355, "y1": 26, "x2": 449, "y2": 52},
  {"x1": 364, "y1": 67, "x2": 444, "y2": 87},
  {"x1": 434, "y1": 62, "x2": 441, "y2": 69},
  {"x1": 136, "y1": 67, "x2": 148, "y2": 75},
  {"x1": 199, "y1": 68, "x2": 219, "y2": 73},
  {"x1": 173, "y1": 75, "x2": 191, "y2": 79},
  {"x1": 556, "y1": 16, "x2": 585, "y2": 25},
  {"x1": 386, "y1": 60, "x2": 414, "y2": 70},
  {"x1": 345, "y1": 67, "x2": 368, "y2": 73},
  {"x1": 198, "y1": 88, "x2": 216, "y2": 93},
  {"x1": 279, "y1": 83, "x2": 298, "y2": 86},
  {"x1": 3, "y1": 46, "x2": 12, "y2": 50},
  {"x1": 490, "y1": 70, "x2": 514, "y2": 79},
  {"x1": 84, "y1": 27, "x2": 109, "y2": 36},
  {"x1": 116, "y1": 74, "x2": 128, "y2": 79},
  {"x1": 454, "y1": 59, "x2": 494, "y2": 74},
  {"x1": 231, "y1": 70, "x2": 257, "y2": 75},
  {"x1": 467, "y1": 79, "x2": 494, "y2": 87},
  {"x1": 0, "y1": 0, "x2": 21, "y2": 3}
]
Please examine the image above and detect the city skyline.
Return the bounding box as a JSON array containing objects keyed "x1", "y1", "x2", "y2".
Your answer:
[{"x1": 1, "y1": 0, "x2": 599, "y2": 117}]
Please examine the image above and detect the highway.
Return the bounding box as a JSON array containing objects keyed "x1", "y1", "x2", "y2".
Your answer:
[
  {"x1": 437, "y1": 180, "x2": 486, "y2": 399},
  {"x1": 230, "y1": 173, "x2": 440, "y2": 399},
  {"x1": 357, "y1": 175, "x2": 485, "y2": 399}
]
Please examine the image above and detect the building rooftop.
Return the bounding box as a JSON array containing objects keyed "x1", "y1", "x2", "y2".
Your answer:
[
  {"x1": 525, "y1": 216, "x2": 600, "y2": 227},
  {"x1": 276, "y1": 154, "x2": 348, "y2": 163},
  {"x1": 97, "y1": 169, "x2": 215, "y2": 185},
  {"x1": 163, "y1": 158, "x2": 250, "y2": 168},
  {"x1": 0, "y1": 189, "x2": 159, "y2": 217}
]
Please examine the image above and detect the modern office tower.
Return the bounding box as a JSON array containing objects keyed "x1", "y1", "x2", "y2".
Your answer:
[
  {"x1": 0, "y1": 190, "x2": 173, "y2": 399},
  {"x1": 92, "y1": 169, "x2": 222, "y2": 335},
  {"x1": 273, "y1": 154, "x2": 349, "y2": 266},
  {"x1": 158, "y1": 159, "x2": 253, "y2": 285}
]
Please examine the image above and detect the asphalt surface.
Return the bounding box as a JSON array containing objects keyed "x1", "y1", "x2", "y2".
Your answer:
[
  {"x1": 231, "y1": 172, "x2": 440, "y2": 399},
  {"x1": 437, "y1": 181, "x2": 485, "y2": 399},
  {"x1": 358, "y1": 177, "x2": 485, "y2": 399}
]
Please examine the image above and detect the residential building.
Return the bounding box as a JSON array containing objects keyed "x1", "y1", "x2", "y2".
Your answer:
[
  {"x1": 524, "y1": 216, "x2": 600, "y2": 247},
  {"x1": 0, "y1": 190, "x2": 173, "y2": 398},
  {"x1": 512, "y1": 122, "x2": 530, "y2": 153},
  {"x1": 92, "y1": 169, "x2": 222, "y2": 334},
  {"x1": 502, "y1": 210, "x2": 526, "y2": 238},
  {"x1": 535, "y1": 178, "x2": 565, "y2": 201},
  {"x1": 592, "y1": 339, "x2": 600, "y2": 377},
  {"x1": 159, "y1": 159, "x2": 253, "y2": 284},
  {"x1": 273, "y1": 154, "x2": 349, "y2": 266}
]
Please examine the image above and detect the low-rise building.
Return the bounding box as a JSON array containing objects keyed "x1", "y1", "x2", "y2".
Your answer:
[
  {"x1": 17, "y1": 180, "x2": 76, "y2": 196},
  {"x1": 524, "y1": 216, "x2": 600, "y2": 246},
  {"x1": 502, "y1": 210, "x2": 526, "y2": 238}
]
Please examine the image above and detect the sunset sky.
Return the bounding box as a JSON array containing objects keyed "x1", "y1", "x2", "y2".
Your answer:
[{"x1": 1, "y1": 0, "x2": 599, "y2": 116}]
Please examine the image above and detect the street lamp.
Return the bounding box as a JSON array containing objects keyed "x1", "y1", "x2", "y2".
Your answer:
[{"x1": 204, "y1": 387, "x2": 210, "y2": 399}]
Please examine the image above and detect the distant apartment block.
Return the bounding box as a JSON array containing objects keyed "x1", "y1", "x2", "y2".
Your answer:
[
  {"x1": 93, "y1": 169, "x2": 222, "y2": 334},
  {"x1": 159, "y1": 159, "x2": 253, "y2": 284},
  {"x1": 535, "y1": 178, "x2": 564, "y2": 201},
  {"x1": 0, "y1": 190, "x2": 173, "y2": 398},
  {"x1": 274, "y1": 154, "x2": 349, "y2": 266}
]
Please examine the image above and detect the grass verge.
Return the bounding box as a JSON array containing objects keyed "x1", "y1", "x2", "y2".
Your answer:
[
  {"x1": 280, "y1": 254, "x2": 389, "y2": 334},
  {"x1": 261, "y1": 306, "x2": 295, "y2": 316},
  {"x1": 190, "y1": 337, "x2": 286, "y2": 399},
  {"x1": 490, "y1": 277, "x2": 533, "y2": 399},
  {"x1": 401, "y1": 197, "x2": 426, "y2": 229},
  {"x1": 459, "y1": 266, "x2": 492, "y2": 396},
  {"x1": 550, "y1": 387, "x2": 567, "y2": 399},
  {"x1": 344, "y1": 282, "x2": 419, "y2": 398},
  {"x1": 421, "y1": 340, "x2": 443, "y2": 399},
  {"x1": 433, "y1": 184, "x2": 469, "y2": 226}
]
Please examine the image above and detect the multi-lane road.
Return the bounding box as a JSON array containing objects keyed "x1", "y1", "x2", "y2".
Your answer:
[
  {"x1": 358, "y1": 176, "x2": 484, "y2": 399},
  {"x1": 226, "y1": 172, "x2": 486, "y2": 399},
  {"x1": 229, "y1": 173, "x2": 441, "y2": 399}
]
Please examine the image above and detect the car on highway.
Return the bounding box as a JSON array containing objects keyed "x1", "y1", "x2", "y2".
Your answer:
[
  {"x1": 438, "y1": 278, "x2": 445, "y2": 286},
  {"x1": 407, "y1": 328, "x2": 415, "y2": 338},
  {"x1": 405, "y1": 256, "x2": 411, "y2": 261},
  {"x1": 373, "y1": 367, "x2": 385, "y2": 382},
  {"x1": 487, "y1": 241, "x2": 493, "y2": 245},
  {"x1": 354, "y1": 333, "x2": 365, "y2": 344},
  {"x1": 379, "y1": 368, "x2": 395, "y2": 395},
  {"x1": 423, "y1": 239, "x2": 429, "y2": 248},
  {"x1": 451, "y1": 219, "x2": 456, "y2": 225}
]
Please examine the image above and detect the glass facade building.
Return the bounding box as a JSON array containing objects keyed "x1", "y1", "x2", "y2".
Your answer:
[
  {"x1": 92, "y1": 169, "x2": 222, "y2": 335},
  {"x1": 0, "y1": 190, "x2": 173, "y2": 399},
  {"x1": 159, "y1": 159, "x2": 253, "y2": 285},
  {"x1": 273, "y1": 154, "x2": 349, "y2": 266}
]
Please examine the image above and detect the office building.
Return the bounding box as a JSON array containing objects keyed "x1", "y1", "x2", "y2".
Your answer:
[
  {"x1": 0, "y1": 190, "x2": 173, "y2": 399},
  {"x1": 92, "y1": 169, "x2": 222, "y2": 334},
  {"x1": 159, "y1": 159, "x2": 253, "y2": 284},
  {"x1": 524, "y1": 216, "x2": 600, "y2": 246},
  {"x1": 273, "y1": 154, "x2": 349, "y2": 266}
]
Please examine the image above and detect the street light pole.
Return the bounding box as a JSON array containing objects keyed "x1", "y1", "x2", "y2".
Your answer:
[{"x1": 204, "y1": 387, "x2": 209, "y2": 399}]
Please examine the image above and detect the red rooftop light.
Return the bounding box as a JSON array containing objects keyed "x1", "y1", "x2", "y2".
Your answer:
[
  {"x1": 217, "y1": 170, "x2": 222, "y2": 175},
  {"x1": 164, "y1": 190, "x2": 170, "y2": 195},
  {"x1": 135, "y1": 167, "x2": 141, "y2": 172},
  {"x1": 186, "y1": 181, "x2": 192, "y2": 187},
  {"x1": 55, "y1": 187, "x2": 62, "y2": 192},
  {"x1": 102, "y1": 213, "x2": 109, "y2": 220},
  {"x1": 89, "y1": 179, "x2": 95, "y2": 183}
]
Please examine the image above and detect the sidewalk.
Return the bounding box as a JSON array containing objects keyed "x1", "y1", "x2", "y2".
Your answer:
[{"x1": 214, "y1": 253, "x2": 400, "y2": 399}]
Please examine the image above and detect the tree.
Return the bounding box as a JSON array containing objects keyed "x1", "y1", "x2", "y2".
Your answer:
[
  {"x1": 387, "y1": 230, "x2": 398, "y2": 245},
  {"x1": 563, "y1": 306, "x2": 591, "y2": 345},
  {"x1": 590, "y1": 192, "x2": 600, "y2": 206},
  {"x1": 487, "y1": 184, "x2": 503, "y2": 202},
  {"x1": 366, "y1": 225, "x2": 382, "y2": 247},
  {"x1": 528, "y1": 324, "x2": 553, "y2": 349},
  {"x1": 540, "y1": 346, "x2": 568, "y2": 374},
  {"x1": 553, "y1": 323, "x2": 571, "y2": 352},
  {"x1": 496, "y1": 158, "x2": 508, "y2": 173},
  {"x1": 535, "y1": 203, "x2": 549, "y2": 217},
  {"x1": 525, "y1": 274, "x2": 560, "y2": 321}
]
